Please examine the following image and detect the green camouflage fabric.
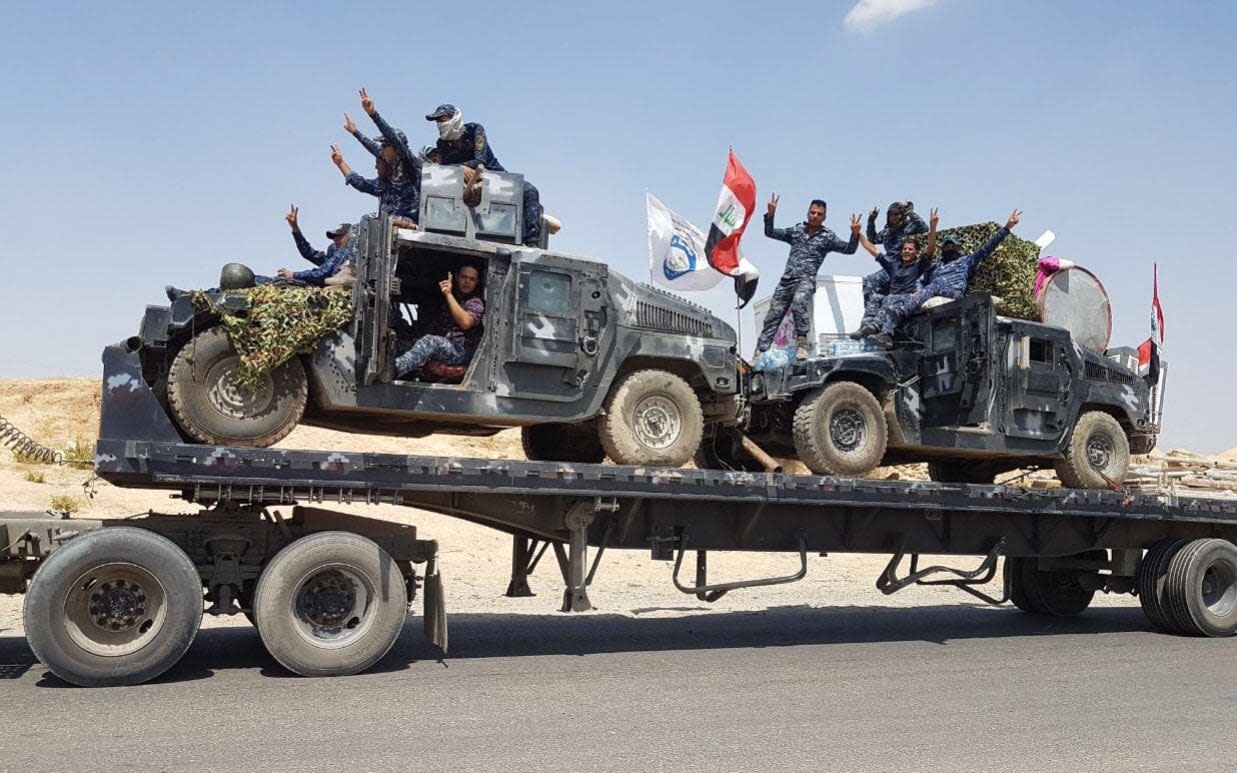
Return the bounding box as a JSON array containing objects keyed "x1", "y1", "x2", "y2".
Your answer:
[
  {"x1": 933, "y1": 221, "x2": 1041, "y2": 320},
  {"x1": 191, "y1": 285, "x2": 353, "y2": 386}
]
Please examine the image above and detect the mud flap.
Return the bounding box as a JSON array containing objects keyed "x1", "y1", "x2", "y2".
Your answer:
[{"x1": 422, "y1": 560, "x2": 448, "y2": 653}]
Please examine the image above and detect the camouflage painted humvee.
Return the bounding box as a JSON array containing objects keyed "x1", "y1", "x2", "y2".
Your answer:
[{"x1": 131, "y1": 166, "x2": 740, "y2": 467}]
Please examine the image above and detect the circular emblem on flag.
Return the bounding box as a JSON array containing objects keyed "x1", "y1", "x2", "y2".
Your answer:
[{"x1": 663, "y1": 233, "x2": 698, "y2": 280}]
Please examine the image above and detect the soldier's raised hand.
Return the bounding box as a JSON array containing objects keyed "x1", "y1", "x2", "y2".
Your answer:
[
  {"x1": 929, "y1": 207, "x2": 939, "y2": 230},
  {"x1": 868, "y1": 206, "x2": 879, "y2": 222},
  {"x1": 849, "y1": 214, "x2": 862, "y2": 235},
  {"x1": 767, "y1": 193, "x2": 779, "y2": 217},
  {"x1": 330, "y1": 144, "x2": 344, "y2": 166},
  {"x1": 439, "y1": 273, "x2": 453, "y2": 296},
  {"x1": 344, "y1": 112, "x2": 357, "y2": 134},
  {"x1": 285, "y1": 204, "x2": 299, "y2": 230},
  {"x1": 359, "y1": 88, "x2": 375, "y2": 116},
  {"x1": 1006, "y1": 209, "x2": 1022, "y2": 230}
]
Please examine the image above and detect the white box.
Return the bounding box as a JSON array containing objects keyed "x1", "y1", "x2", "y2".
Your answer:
[{"x1": 752, "y1": 275, "x2": 866, "y2": 352}]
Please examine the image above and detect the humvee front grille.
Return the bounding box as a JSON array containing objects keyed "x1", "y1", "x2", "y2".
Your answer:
[
  {"x1": 635, "y1": 301, "x2": 712, "y2": 337},
  {"x1": 1085, "y1": 360, "x2": 1135, "y2": 384}
]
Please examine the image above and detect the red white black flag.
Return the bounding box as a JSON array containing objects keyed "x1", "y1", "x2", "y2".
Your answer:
[
  {"x1": 704, "y1": 148, "x2": 760, "y2": 307},
  {"x1": 1137, "y1": 263, "x2": 1164, "y2": 383}
]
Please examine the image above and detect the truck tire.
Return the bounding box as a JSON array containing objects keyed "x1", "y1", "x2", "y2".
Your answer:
[
  {"x1": 253, "y1": 531, "x2": 408, "y2": 677},
  {"x1": 694, "y1": 429, "x2": 767, "y2": 472},
  {"x1": 1137, "y1": 539, "x2": 1189, "y2": 633},
  {"x1": 522, "y1": 422, "x2": 605, "y2": 463},
  {"x1": 1054, "y1": 411, "x2": 1130, "y2": 490},
  {"x1": 1005, "y1": 555, "x2": 1096, "y2": 617},
  {"x1": 1161, "y1": 538, "x2": 1237, "y2": 637},
  {"x1": 792, "y1": 381, "x2": 887, "y2": 477},
  {"x1": 926, "y1": 460, "x2": 997, "y2": 485},
  {"x1": 600, "y1": 369, "x2": 704, "y2": 468},
  {"x1": 167, "y1": 326, "x2": 307, "y2": 447},
  {"x1": 23, "y1": 527, "x2": 203, "y2": 687}
]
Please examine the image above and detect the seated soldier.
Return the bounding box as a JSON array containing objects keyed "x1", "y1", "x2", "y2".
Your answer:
[
  {"x1": 852, "y1": 208, "x2": 938, "y2": 339},
  {"x1": 395, "y1": 264, "x2": 485, "y2": 378}
]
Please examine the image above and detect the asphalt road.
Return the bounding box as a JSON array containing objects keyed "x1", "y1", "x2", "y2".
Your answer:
[{"x1": 0, "y1": 603, "x2": 1233, "y2": 772}]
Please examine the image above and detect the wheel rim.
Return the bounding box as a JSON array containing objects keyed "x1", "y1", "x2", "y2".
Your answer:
[
  {"x1": 632, "y1": 394, "x2": 683, "y2": 450},
  {"x1": 829, "y1": 408, "x2": 867, "y2": 454},
  {"x1": 63, "y1": 563, "x2": 168, "y2": 657},
  {"x1": 204, "y1": 355, "x2": 275, "y2": 420},
  {"x1": 289, "y1": 565, "x2": 375, "y2": 649},
  {"x1": 1200, "y1": 560, "x2": 1237, "y2": 618},
  {"x1": 1085, "y1": 431, "x2": 1115, "y2": 472}
]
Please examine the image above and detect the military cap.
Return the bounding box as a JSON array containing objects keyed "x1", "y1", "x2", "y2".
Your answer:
[
  {"x1": 326, "y1": 222, "x2": 352, "y2": 239},
  {"x1": 940, "y1": 234, "x2": 963, "y2": 246},
  {"x1": 425, "y1": 104, "x2": 458, "y2": 120}
]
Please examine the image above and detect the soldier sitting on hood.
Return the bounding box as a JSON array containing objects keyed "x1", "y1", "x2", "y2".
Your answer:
[
  {"x1": 426, "y1": 103, "x2": 545, "y2": 247},
  {"x1": 333, "y1": 88, "x2": 423, "y2": 223}
]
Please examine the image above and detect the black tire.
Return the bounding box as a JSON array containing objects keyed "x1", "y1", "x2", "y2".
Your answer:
[
  {"x1": 599, "y1": 369, "x2": 704, "y2": 468},
  {"x1": 694, "y1": 429, "x2": 767, "y2": 472},
  {"x1": 1005, "y1": 555, "x2": 1097, "y2": 617},
  {"x1": 1055, "y1": 411, "x2": 1130, "y2": 490},
  {"x1": 927, "y1": 460, "x2": 997, "y2": 485},
  {"x1": 792, "y1": 381, "x2": 887, "y2": 477},
  {"x1": 23, "y1": 527, "x2": 203, "y2": 687},
  {"x1": 167, "y1": 326, "x2": 308, "y2": 447},
  {"x1": 1162, "y1": 538, "x2": 1237, "y2": 637},
  {"x1": 1137, "y1": 539, "x2": 1190, "y2": 633},
  {"x1": 253, "y1": 531, "x2": 408, "y2": 677},
  {"x1": 521, "y1": 421, "x2": 605, "y2": 463}
]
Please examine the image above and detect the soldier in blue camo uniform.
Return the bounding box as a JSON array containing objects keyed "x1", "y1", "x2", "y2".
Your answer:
[
  {"x1": 866, "y1": 209, "x2": 1022, "y2": 348},
  {"x1": 274, "y1": 205, "x2": 358, "y2": 286},
  {"x1": 854, "y1": 201, "x2": 929, "y2": 337},
  {"x1": 331, "y1": 88, "x2": 422, "y2": 222},
  {"x1": 426, "y1": 103, "x2": 544, "y2": 246},
  {"x1": 395, "y1": 264, "x2": 486, "y2": 377},
  {"x1": 755, "y1": 194, "x2": 861, "y2": 360}
]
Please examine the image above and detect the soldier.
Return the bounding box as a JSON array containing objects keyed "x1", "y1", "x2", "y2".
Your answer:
[
  {"x1": 333, "y1": 89, "x2": 422, "y2": 222},
  {"x1": 867, "y1": 209, "x2": 1022, "y2": 348},
  {"x1": 852, "y1": 208, "x2": 938, "y2": 338},
  {"x1": 854, "y1": 201, "x2": 929, "y2": 336},
  {"x1": 425, "y1": 103, "x2": 544, "y2": 246},
  {"x1": 395, "y1": 264, "x2": 485, "y2": 377},
  {"x1": 275, "y1": 205, "x2": 357, "y2": 287},
  {"x1": 755, "y1": 195, "x2": 861, "y2": 360}
]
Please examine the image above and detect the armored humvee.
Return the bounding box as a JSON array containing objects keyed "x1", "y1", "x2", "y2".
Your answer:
[
  {"x1": 129, "y1": 165, "x2": 740, "y2": 467},
  {"x1": 699, "y1": 294, "x2": 1159, "y2": 488}
]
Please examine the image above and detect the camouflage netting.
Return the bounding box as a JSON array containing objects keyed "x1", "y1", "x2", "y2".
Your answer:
[
  {"x1": 191, "y1": 285, "x2": 353, "y2": 386},
  {"x1": 933, "y1": 221, "x2": 1042, "y2": 320}
]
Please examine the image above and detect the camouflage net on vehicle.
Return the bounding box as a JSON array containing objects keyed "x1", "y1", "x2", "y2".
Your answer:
[
  {"x1": 929, "y1": 222, "x2": 1042, "y2": 321},
  {"x1": 191, "y1": 285, "x2": 353, "y2": 387}
]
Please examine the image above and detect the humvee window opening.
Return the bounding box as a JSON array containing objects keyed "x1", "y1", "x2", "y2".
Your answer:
[
  {"x1": 524, "y1": 270, "x2": 572, "y2": 315},
  {"x1": 1029, "y1": 338, "x2": 1051, "y2": 363}
]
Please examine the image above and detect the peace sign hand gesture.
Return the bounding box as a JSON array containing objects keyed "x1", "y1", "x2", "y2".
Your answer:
[
  {"x1": 344, "y1": 112, "x2": 356, "y2": 134},
  {"x1": 767, "y1": 193, "x2": 779, "y2": 217},
  {"x1": 359, "y1": 87, "x2": 375, "y2": 116},
  {"x1": 285, "y1": 204, "x2": 299, "y2": 230}
]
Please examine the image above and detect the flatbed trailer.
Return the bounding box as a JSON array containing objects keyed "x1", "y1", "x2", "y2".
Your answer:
[{"x1": 2, "y1": 348, "x2": 1236, "y2": 686}]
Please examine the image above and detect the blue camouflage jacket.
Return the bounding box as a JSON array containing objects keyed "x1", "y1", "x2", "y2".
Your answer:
[
  {"x1": 925, "y1": 227, "x2": 1010, "y2": 293},
  {"x1": 867, "y1": 209, "x2": 928, "y2": 258},
  {"x1": 346, "y1": 110, "x2": 422, "y2": 220},
  {"x1": 291, "y1": 229, "x2": 356, "y2": 286},
  {"x1": 765, "y1": 213, "x2": 859, "y2": 279},
  {"x1": 435, "y1": 122, "x2": 505, "y2": 171}
]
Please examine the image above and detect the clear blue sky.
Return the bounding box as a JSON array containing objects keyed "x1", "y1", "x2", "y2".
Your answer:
[{"x1": 1, "y1": 1, "x2": 1234, "y2": 453}]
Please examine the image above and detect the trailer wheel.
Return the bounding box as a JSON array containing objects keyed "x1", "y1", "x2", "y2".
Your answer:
[
  {"x1": 1054, "y1": 411, "x2": 1130, "y2": 490},
  {"x1": 1160, "y1": 538, "x2": 1237, "y2": 637},
  {"x1": 792, "y1": 381, "x2": 887, "y2": 477},
  {"x1": 1137, "y1": 539, "x2": 1189, "y2": 633},
  {"x1": 521, "y1": 421, "x2": 605, "y2": 463},
  {"x1": 167, "y1": 325, "x2": 307, "y2": 447},
  {"x1": 253, "y1": 531, "x2": 408, "y2": 677},
  {"x1": 23, "y1": 527, "x2": 203, "y2": 687},
  {"x1": 1005, "y1": 555, "x2": 1096, "y2": 617},
  {"x1": 600, "y1": 369, "x2": 704, "y2": 468},
  {"x1": 926, "y1": 460, "x2": 997, "y2": 485}
]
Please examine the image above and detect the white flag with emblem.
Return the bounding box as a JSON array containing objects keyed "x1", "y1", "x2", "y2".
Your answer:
[{"x1": 646, "y1": 193, "x2": 722, "y2": 291}]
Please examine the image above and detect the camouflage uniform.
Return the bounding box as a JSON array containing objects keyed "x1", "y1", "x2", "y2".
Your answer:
[
  {"x1": 859, "y1": 205, "x2": 928, "y2": 329},
  {"x1": 875, "y1": 227, "x2": 1011, "y2": 336},
  {"x1": 288, "y1": 228, "x2": 357, "y2": 286},
  {"x1": 346, "y1": 110, "x2": 422, "y2": 221},
  {"x1": 395, "y1": 295, "x2": 485, "y2": 376},
  {"x1": 756, "y1": 213, "x2": 858, "y2": 352},
  {"x1": 432, "y1": 116, "x2": 543, "y2": 246}
]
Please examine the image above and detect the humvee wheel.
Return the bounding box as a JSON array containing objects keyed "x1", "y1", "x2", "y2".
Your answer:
[
  {"x1": 1054, "y1": 411, "x2": 1130, "y2": 490},
  {"x1": 522, "y1": 422, "x2": 605, "y2": 463},
  {"x1": 600, "y1": 369, "x2": 703, "y2": 468},
  {"x1": 167, "y1": 326, "x2": 307, "y2": 447},
  {"x1": 926, "y1": 460, "x2": 997, "y2": 485},
  {"x1": 792, "y1": 381, "x2": 887, "y2": 477},
  {"x1": 23, "y1": 528, "x2": 203, "y2": 687},
  {"x1": 253, "y1": 532, "x2": 408, "y2": 677}
]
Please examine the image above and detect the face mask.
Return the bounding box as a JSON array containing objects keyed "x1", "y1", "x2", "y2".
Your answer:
[{"x1": 438, "y1": 112, "x2": 464, "y2": 141}]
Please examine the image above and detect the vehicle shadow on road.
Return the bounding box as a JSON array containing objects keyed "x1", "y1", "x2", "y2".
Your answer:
[{"x1": 0, "y1": 603, "x2": 1170, "y2": 686}]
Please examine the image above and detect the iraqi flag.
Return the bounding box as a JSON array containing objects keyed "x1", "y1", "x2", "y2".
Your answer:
[
  {"x1": 1137, "y1": 263, "x2": 1165, "y2": 384},
  {"x1": 704, "y1": 148, "x2": 760, "y2": 308}
]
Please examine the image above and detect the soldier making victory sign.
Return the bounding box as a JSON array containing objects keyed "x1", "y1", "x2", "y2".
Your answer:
[
  {"x1": 332, "y1": 88, "x2": 423, "y2": 222},
  {"x1": 755, "y1": 194, "x2": 860, "y2": 361}
]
